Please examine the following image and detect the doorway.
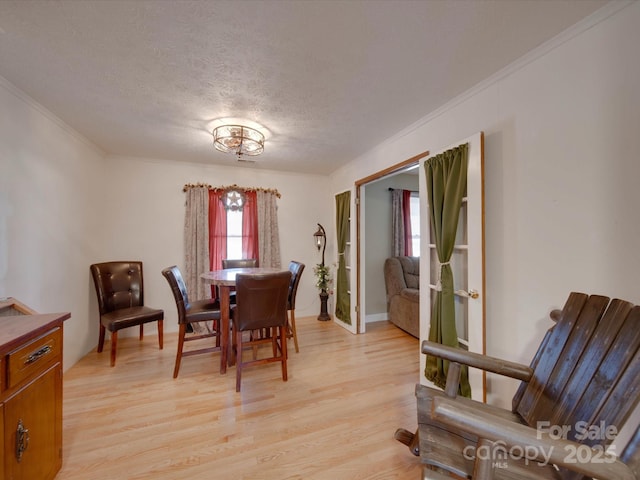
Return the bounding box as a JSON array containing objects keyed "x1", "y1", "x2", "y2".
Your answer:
[
  {"x1": 354, "y1": 151, "x2": 430, "y2": 333},
  {"x1": 354, "y1": 134, "x2": 485, "y2": 400}
]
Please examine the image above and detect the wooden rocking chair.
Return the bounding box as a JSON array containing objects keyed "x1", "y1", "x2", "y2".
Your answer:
[{"x1": 396, "y1": 292, "x2": 640, "y2": 480}]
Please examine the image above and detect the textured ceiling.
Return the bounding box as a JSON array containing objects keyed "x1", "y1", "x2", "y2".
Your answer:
[{"x1": 0, "y1": 0, "x2": 608, "y2": 175}]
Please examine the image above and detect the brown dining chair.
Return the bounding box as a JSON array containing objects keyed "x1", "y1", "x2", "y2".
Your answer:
[
  {"x1": 221, "y1": 258, "x2": 258, "y2": 269},
  {"x1": 286, "y1": 261, "x2": 305, "y2": 353},
  {"x1": 90, "y1": 261, "x2": 164, "y2": 367},
  {"x1": 162, "y1": 265, "x2": 222, "y2": 378},
  {"x1": 231, "y1": 271, "x2": 292, "y2": 392},
  {"x1": 221, "y1": 258, "x2": 258, "y2": 304}
]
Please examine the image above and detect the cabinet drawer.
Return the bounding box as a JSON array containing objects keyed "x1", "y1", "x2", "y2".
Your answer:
[{"x1": 6, "y1": 328, "x2": 61, "y2": 390}]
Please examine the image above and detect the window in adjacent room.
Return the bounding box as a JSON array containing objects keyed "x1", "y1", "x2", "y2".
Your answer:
[{"x1": 410, "y1": 192, "x2": 420, "y2": 256}]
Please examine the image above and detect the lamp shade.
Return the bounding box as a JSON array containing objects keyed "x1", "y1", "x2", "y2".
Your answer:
[{"x1": 313, "y1": 224, "x2": 326, "y2": 251}]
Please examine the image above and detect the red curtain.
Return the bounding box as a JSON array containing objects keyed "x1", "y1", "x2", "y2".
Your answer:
[
  {"x1": 403, "y1": 189, "x2": 413, "y2": 256},
  {"x1": 209, "y1": 190, "x2": 227, "y2": 298},
  {"x1": 242, "y1": 190, "x2": 259, "y2": 263},
  {"x1": 209, "y1": 189, "x2": 260, "y2": 288}
]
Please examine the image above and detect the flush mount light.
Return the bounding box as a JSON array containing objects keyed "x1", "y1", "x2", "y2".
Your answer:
[{"x1": 212, "y1": 124, "x2": 265, "y2": 158}]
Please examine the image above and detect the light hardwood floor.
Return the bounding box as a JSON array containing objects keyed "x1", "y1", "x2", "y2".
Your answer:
[{"x1": 59, "y1": 317, "x2": 422, "y2": 479}]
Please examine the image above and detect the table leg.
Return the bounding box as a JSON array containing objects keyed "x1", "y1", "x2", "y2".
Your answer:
[{"x1": 220, "y1": 285, "x2": 231, "y2": 374}]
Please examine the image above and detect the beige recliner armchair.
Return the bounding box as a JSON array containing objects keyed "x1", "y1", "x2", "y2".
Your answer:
[{"x1": 384, "y1": 256, "x2": 420, "y2": 338}]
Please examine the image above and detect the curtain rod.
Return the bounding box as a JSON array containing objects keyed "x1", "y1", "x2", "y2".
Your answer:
[{"x1": 183, "y1": 182, "x2": 281, "y2": 198}]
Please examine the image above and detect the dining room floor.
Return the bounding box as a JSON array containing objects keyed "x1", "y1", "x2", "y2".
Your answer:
[{"x1": 59, "y1": 316, "x2": 422, "y2": 479}]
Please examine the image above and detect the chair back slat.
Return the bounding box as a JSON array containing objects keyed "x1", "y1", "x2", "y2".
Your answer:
[
  {"x1": 565, "y1": 306, "x2": 640, "y2": 444},
  {"x1": 512, "y1": 323, "x2": 554, "y2": 411},
  {"x1": 550, "y1": 299, "x2": 634, "y2": 430},
  {"x1": 514, "y1": 292, "x2": 593, "y2": 422},
  {"x1": 528, "y1": 297, "x2": 628, "y2": 427}
]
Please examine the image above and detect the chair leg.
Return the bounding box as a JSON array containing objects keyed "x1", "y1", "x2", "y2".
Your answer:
[
  {"x1": 110, "y1": 331, "x2": 118, "y2": 367},
  {"x1": 230, "y1": 321, "x2": 237, "y2": 367},
  {"x1": 290, "y1": 310, "x2": 299, "y2": 353},
  {"x1": 139, "y1": 324, "x2": 143, "y2": 341},
  {"x1": 98, "y1": 324, "x2": 106, "y2": 353},
  {"x1": 252, "y1": 330, "x2": 259, "y2": 360},
  {"x1": 394, "y1": 428, "x2": 420, "y2": 456},
  {"x1": 173, "y1": 324, "x2": 186, "y2": 379},
  {"x1": 272, "y1": 332, "x2": 278, "y2": 357},
  {"x1": 235, "y1": 329, "x2": 243, "y2": 392},
  {"x1": 157, "y1": 319, "x2": 164, "y2": 350},
  {"x1": 280, "y1": 325, "x2": 288, "y2": 382}
]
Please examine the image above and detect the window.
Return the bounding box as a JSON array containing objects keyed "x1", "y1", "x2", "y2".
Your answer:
[
  {"x1": 208, "y1": 186, "x2": 279, "y2": 270},
  {"x1": 410, "y1": 193, "x2": 420, "y2": 256},
  {"x1": 226, "y1": 209, "x2": 243, "y2": 259},
  {"x1": 223, "y1": 189, "x2": 246, "y2": 260}
]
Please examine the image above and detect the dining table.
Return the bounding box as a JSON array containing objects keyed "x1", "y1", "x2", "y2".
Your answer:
[{"x1": 200, "y1": 267, "x2": 284, "y2": 374}]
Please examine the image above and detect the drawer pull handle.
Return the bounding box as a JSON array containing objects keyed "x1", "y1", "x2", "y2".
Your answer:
[
  {"x1": 16, "y1": 419, "x2": 29, "y2": 462},
  {"x1": 25, "y1": 345, "x2": 52, "y2": 365}
]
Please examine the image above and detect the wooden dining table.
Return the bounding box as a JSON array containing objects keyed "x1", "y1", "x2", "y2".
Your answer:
[{"x1": 200, "y1": 267, "x2": 284, "y2": 374}]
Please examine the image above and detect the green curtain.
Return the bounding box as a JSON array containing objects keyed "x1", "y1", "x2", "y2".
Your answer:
[
  {"x1": 335, "y1": 191, "x2": 351, "y2": 324},
  {"x1": 424, "y1": 143, "x2": 471, "y2": 398}
]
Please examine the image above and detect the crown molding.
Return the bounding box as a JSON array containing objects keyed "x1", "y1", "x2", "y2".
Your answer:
[{"x1": 0, "y1": 74, "x2": 105, "y2": 156}]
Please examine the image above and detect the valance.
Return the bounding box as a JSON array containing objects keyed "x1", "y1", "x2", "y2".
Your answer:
[{"x1": 182, "y1": 182, "x2": 281, "y2": 198}]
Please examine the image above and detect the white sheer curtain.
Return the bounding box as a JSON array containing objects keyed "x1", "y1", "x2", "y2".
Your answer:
[
  {"x1": 257, "y1": 190, "x2": 281, "y2": 268},
  {"x1": 184, "y1": 186, "x2": 210, "y2": 301}
]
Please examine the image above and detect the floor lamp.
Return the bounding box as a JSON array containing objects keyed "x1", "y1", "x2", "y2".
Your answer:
[{"x1": 313, "y1": 223, "x2": 331, "y2": 321}]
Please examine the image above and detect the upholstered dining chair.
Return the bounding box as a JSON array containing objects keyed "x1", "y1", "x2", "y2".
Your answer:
[
  {"x1": 162, "y1": 266, "x2": 222, "y2": 378},
  {"x1": 286, "y1": 261, "x2": 305, "y2": 353},
  {"x1": 231, "y1": 271, "x2": 292, "y2": 392},
  {"x1": 221, "y1": 258, "x2": 258, "y2": 269},
  {"x1": 221, "y1": 258, "x2": 258, "y2": 304},
  {"x1": 90, "y1": 261, "x2": 164, "y2": 367}
]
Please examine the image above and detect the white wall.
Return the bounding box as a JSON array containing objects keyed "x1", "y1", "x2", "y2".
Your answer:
[
  {"x1": 101, "y1": 156, "x2": 331, "y2": 332},
  {"x1": 0, "y1": 77, "x2": 106, "y2": 371},
  {"x1": 330, "y1": 2, "x2": 640, "y2": 407}
]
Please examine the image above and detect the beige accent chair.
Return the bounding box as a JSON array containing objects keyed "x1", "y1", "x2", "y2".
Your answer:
[{"x1": 383, "y1": 256, "x2": 419, "y2": 338}]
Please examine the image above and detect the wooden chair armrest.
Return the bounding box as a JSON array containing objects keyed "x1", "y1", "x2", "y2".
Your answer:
[
  {"x1": 431, "y1": 397, "x2": 635, "y2": 480},
  {"x1": 422, "y1": 340, "x2": 533, "y2": 382}
]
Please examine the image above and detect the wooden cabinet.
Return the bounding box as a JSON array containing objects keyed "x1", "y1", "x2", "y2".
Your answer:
[{"x1": 0, "y1": 298, "x2": 69, "y2": 480}]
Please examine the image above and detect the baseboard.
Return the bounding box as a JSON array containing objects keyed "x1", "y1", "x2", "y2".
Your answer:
[{"x1": 365, "y1": 313, "x2": 388, "y2": 324}]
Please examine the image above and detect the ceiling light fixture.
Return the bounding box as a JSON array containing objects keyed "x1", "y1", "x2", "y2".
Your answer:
[{"x1": 212, "y1": 124, "x2": 265, "y2": 158}]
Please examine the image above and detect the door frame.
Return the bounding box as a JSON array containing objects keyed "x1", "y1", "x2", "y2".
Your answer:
[{"x1": 354, "y1": 150, "x2": 430, "y2": 333}]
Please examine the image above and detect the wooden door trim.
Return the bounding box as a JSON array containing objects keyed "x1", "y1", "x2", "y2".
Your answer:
[{"x1": 354, "y1": 151, "x2": 430, "y2": 187}]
